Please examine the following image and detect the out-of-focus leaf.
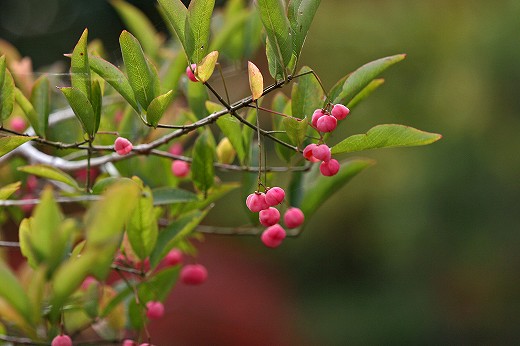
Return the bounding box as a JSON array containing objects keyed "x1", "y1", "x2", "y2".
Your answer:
[
  {"x1": 127, "y1": 186, "x2": 158, "y2": 260},
  {"x1": 157, "y1": 0, "x2": 188, "y2": 51},
  {"x1": 248, "y1": 61, "x2": 264, "y2": 101},
  {"x1": 88, "y1": 54, "x2": 138, "y2": 111},
  {"x1": 215, "y1": 110, "x2": 246, "y2": 164},
  {"x1": 0, "y1": 55, "x2": 5, "y2": 89},
  {"x1": 161, "y1": 52, "x2": 187, "y2": 93},
  {"x1": 273, "y1": 97, "x2": 294, "y2": 162},
  {"x1": 30, "y1": 75, "x2": 50, "y2": 136},
  {"x1": 14, "y1": 88, "x2": 42, "y2": 137},
  {"x1": 152, "y1": 187, "x2": 198, "y2": 205},
  {"x1": 0, "y1": 135, "x2": 35, "y2": 157},
  {"x1": 0, "y1": 260, "x2": 33, "y2": 325},
  {"x1": 191, "y1": 129, "x2": 215, "y2": 195},
  {"x1": 18, "y1": 164, "x2": 79, "y2": 189},
  {"x1": 0, "y1": 181, "x2": 21, "y2": 199},
  {"x1": 331, "y1": 124, "x2": 442, "y2": 154},
  {"x1": 71, "y1": 29, "x2": 91, "y2": 100},
  {"x1": 185, "y1": 0, "x2": 215, "y2": 64},
  {"x1": 333, "y1": 54, "x2": 406, "y2": 105},
  {"x1": 174, "y1": 182, "x2": 239, "y2": 216},
  {"x1": 92, "y1": 177, "x2": 134, "y2": 195},
  {"x1": 146, "y1": 90, "x2": 174, "y2": 128},
  {"x1": 301, "y1": 159, "x2": 374, "y2": 218},
  {"x1": 216, "y1": 137, "x2": 236, "y2": 164},
  {"x1": 59, "y1": 87, "x2": 97, "y2": 137},
  {"x1": 187, "y1": 80, "x2": 209, "y2": 119},
  {"x1": 111, "y1": 0, "x2": 159, "y2": 58},
  {"x1": 291, "y1": 66, "x2": 323, "y2": 118},
  {"x1": 242, "y1": 106, "x2": 257, "y2": 163},
  {"x1": 210, "y1": 10, "x2": 249, "y2": 53},
  {"x1": 282, "y1": 116, "x2": 308, "y2": 148},
  {"x1": 288, "y1": 0, "x2": 321, "y2": 58},
  {"x1": 0, "y1": 64, "x2": 15, "y2": 121},
  {"x1": 196, "y1": 50, "x2": 218, "y2": 82},
  {"x1": 137, "y1": 266, "x2": 180, "y2": 302},
  {"x1": 91, "y1": 80, "x2": 102, "y2": 134}
]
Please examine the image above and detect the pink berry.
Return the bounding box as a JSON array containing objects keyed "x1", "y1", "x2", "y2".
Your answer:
[
  {"x1": 180, "y1": 264, "x2": 208, "y2": 285},
  {"x1": 146, "y1": 301, "x2": 165, "y2": 320},
  {"x1": 122, "y1": 340, "x2": 136, "y2": 346},
  {"x1": 319, "y1": 159, "x2": 340, "y2": 176},
  {"x1": 9, "y1": 116, "x2": 26, "y2": 132},
  {"x1": 114, "y1": 137, "x2": 133, "y2": 156},
  {"x1": 261, "y1": 224, "x2": 286, "y2": 248},
  {"x1": 259, "y1": 207, "x2": 281, "y2": 227},
  {"x1": 284, "y1": 207, "x2": 305, "y2": 229},
  {"x1": 265, "y1": 187, "x2": 285, "y2": 206},
  {"x1": 303, "y1": 144, "x2": 319, "y2": 162},
  {"x1": 168, "y1": 142, "x2": 183, "y2": 156},
  {"x1": 51, "y1": 334, "x2": 72, "y2": 346},
  {"x1": 312, "y1": 144, "x2": 331, "y2": 162},
  {"x1": 311, "y1": 109, "x2": 325, "y2": 128},
  {"x1": 163, "y1": 249, "x2": 183, "y2": 267},
  {"x1": 331, "y1": 104, "x2": 350, "y2": 120},
  {"x1": 26, "y1": 175, "x2": 38, "y2": 192},
  {"x1": 20, "y1": 194, "x2": 35, "y2": 214},
  {"x1": 171, "y1": 160, "x2": 190, "y2": 178},
  {"x1": 81, "y1": 276, "x2": 97, "y2": 290},
  {"x1": 316, "y1": 115, "x2": 337, "y2": 133},
  {"x1": 186, "y1": 64, "x2": 198, "y2": 82},
  {"x1": 246, "y1": 192, "x2": 269, "y2": 212}
]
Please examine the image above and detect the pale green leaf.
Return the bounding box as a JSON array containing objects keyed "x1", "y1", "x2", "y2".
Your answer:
[
  {"x1": 0, "y1": 65, "x2": 15, "y2": 121},
  {"x1": 248, "y1": 61, "x2": 264, "y2": 101},
  {"x1": 146, "y1": 90, "x2": 174, "y2": 127},
  {"x1": 0, "y1": 260, "x2": 33, "y2": 325},
  {"x1": 59, "y1": 87, "x2": 97, "y2": 137},
  {"x1": 71, "y1": 29, "x2": 91, "y2": 101},
  {"x1": 0, "y1": 135, "x2": 36, "y2": 158},
  {"x1": 0, "y1": 181, "x2": 21, "y2": 199},
  {"x1": 0, "y1": 55, "x2": 5, "y2": 90},
  {"x1": 14, "y1": 88, "x2": 42, "y2": 136},
  {"x1": 126, "y1": 186, "x2": 158, "y2": 260},
  {"x1": 187, "y1": 80, "x2": 209, "y2": 119},
  {"x1": 18, "y1": 164, "x2": 79, "y2": 189},
  {"x1": 215, "y1": 112, "x2": 246, "y2": 164}
]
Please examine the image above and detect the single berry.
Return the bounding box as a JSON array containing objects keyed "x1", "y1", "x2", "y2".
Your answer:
[
  {"x1": 265, "y1": 187, "x2": 285, "y2": 206},
  {"x1": 284, "y1": 207, "x2": 305, "y2": 229},
  {"x1": 331, "y1": 104, "x2": 350, "y2": 120},
  {"x1": 168, "y1": 142, "x2": 183, "y2": 156},
  {"x1": 122, "y1": 340, "x2": 137, "y2": 346},
  {"x1": 146, "y1": 301, "x2": 165, "y2": 320},
  {"x1": 180, "y1": 264, "x2": 208, "y2": 285},
  {"x1": 316, "y1": 115, "x2": 337, "y2": 132},
  {"x1": 312, "y1": 144, "x2": 331, "y2": 162},
  {"x1": 259, "y1": 207, "x2": 281, "y2": 227},
  {"x1": 26, "y1": 175, "x2": 38, "y2": 192},
  {"x1": 114, "y1": 137, "x2": 133, "y2": 156},
  {"x1": 311, "y1": 109, "x2": 325, "y2": 128},
  {"x1": 9, "y1": 116, "x2": 26, "y2": 132},
  {"x1": 81, "y1": 276, "x2": 97, "y2": 290},
  {"x1": 246, "y1": 193, "x2": 269, "y2": 212},
  {"x1": 186, "y1": 64, "x2": 198, "y2": 82},
  {"x1": 171, "y1": 160, "x2": 190, "y2": 178},
  {"x1": 319, "y1": 159, "x2": 340, "y2": 177},
  {"x1": 163, "y1": 249, "x2": 183, "y2": 267},
  {"x1": 261, "y1": 224, "x2": 286, "y2": 248},
  {"x1": 51, "y1": 334, "x2": 72, "y2": 346},
  {"x1": 303, "y1": 144, "x2": 319, "y2": 162}
]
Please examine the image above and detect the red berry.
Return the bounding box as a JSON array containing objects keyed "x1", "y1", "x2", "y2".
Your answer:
[
  {"x1": 9, "y1": 116, "x2": 26, "y2": 132},
  {"x1": 316, "y1": 115, "x2": 337, "y2": 132},
  {"x1": 51, "y1": 334, "x2": 72, "y2": 346},
  {"x1": 246, "y1": 192, "x2": 269, "y2": 212},
  {"x1": 331, "y1": 104, "x2": 350, "y2": 120},
  {"x1": 259, "y1": 207, "x2": 281, "y2": 227},
  {"x1": 114, "y1": 137, "x2": 133, "y2": 156},
  {"x1": 261, "y1": 224, "x2": 286, "y2": 248},
  {"x1": 171, "y1": 160, "x2": 190, "y2": 177},
  {"x1": 122, "y1": 340, "x2": 137, "y2": 346},
  {"x1": 319, "y1": 159, "x2": 340, "y2": 176},
  {"x1": 146, "y1": 301, "x2": 165, "y2": 320},
  {"x1": 311, "y1": 109, "x2": 325, "y2": 128},
  {"x1": 180, "y1": 264, "x2": 208, "y2": 285},
  {"x1": 312, "y1": 144, "x2": 331, "y2": 162},
  {"x1": 186, "y1": 64, "x2": 198, "y2": 82},
  {"x1": 284, "y1": 207, "x2": 305, "y2": 229},
  {"x1": 265, "y1": 187, "x2": 285, "y2": 206},
  {"x1": 163, "y1": 249, "x2": 183, "y2": 266}
]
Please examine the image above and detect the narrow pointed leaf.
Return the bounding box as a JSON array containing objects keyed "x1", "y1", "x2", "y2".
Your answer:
[
  {"x1": 146, "y1": 90, "x2": 174, "y2": 127},
  {"x1": 1, "y1": 63, "x2": 15, "y2": 121},
  {"x1": 59, "y1": 87, "x2": 96, "y2": 137},
  {"x1": 88, "y1": 54, "x2": 138, "y2": 111},
  {"x1": 331, "y1": 124, "x2": 442, "y2": 155},
  {"x1": 256, "y1": 0, "x2": 292, "y2": 69},
  {"x1": 196, "y1": 50, "x2": 218, "y2": 82},
  {"x1": 0, "y1": 181, "x2": 21, "y2": 199},
  {"x1": 14, "y1": 88, "x2": 42, "y2": 136},
  {"x1": 248, "y1": 61, "x2": 264, "y2": 101},
  {"x1": 282, "y1": 116, "x2": 308, "y2": 148},
  {"x1": 347, "y1": 78, "x2": 385, "y2": 109},
  {"x1": 0, "y1": 260, "x2": 33, "y2": 325},
  {"x1": 71, "y1": 29, "x2": 91, "y2": 100},
  {"x1": 0, "y1": 135, "x2": 36, "y2": 158},
  {"x1": 91, "y1": 79, "x2": 102, "y2": 133},
  {"x1": 185, "y1": 0, "x2": 215, "y2": 63},
  {"x1": 126, "y1": 186, "x2": 158, "y2": 260},
  {"x1": 191, "y1": 129, "x2": 215, "y2": 195},
  {"x1": 151, "y1": 187, "x2": 198, "y2": 205},
  {"x1": 333, "y1": 54, "x2": 406, "y2": 105},
  {"x1": 266, "y1": 37, "x2": 284, "y2": 80},
  {"x1": 157, "y1": 0, "x2": 188, "y2": 51},
  {"x1": 30, "y1": 75, "x2": 50, "y2": 136},
  {"x1": 18, "y1": 164, "x2": 80, "y2": 189},
  {"x1": 291, "y1": 66, "x2": 323, "y2": 118},
  {"x1": 288, "y1": 0, "x2": 321, "y2": 58}
]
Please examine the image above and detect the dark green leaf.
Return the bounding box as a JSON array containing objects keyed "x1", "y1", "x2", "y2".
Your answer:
[
  {"x1": 91, "y1": 80, "x2": 102, "y2": 133},
  {"x1": 59, "y1": 87, "x2": 97, "y2": 137},
  {"x1": 331, "y1": 124, "x2": 443, "y2": 154},
  {"x1": 291, "y1": 66, "x2": 323, "y2": 118},
  {"x1": 288, "y1": 0, "x2": 321, "y2": 58},
  {"x1": 151, "y1": 187, "x2": 198, "y2": 205},
  {"x1": 18, "y1": 164, "x2": 79, "y2": 189},
  {"x1": 0, "y1": 64, "x2": 15, "y2": 121},
  {"x1": 71, "y1": 29, "x2": 91, "y2": 101},
  {"x1": 146, "y1": 90, "x2": 174, "y2": 127},
  {"x1": 282, "y1": 116, "x2": 308, "y2": 148},
  {"x1": 14, "y1": 88, "x2": 42, "y2": 137},
  {"x1": 126, "y1": 186, "x2": 158, "y2": 260},
  {"x1": 0, "y1": 135, "x2": 36, "y2": 158},
  {"x1": 157, "y1": 0, "x2": 188, "y2": 51},
  {"x1": 185, "y1": 0, "x2": 215, "y2": 63},
  {"x1": 0, "y1": 260, "x2": 33, "y2": 325},
  {"x1": 191, "y1": 129, "x2": 215, "y2": 195},
  {"x1": 30, "y1": 75, "x2": 50, "y2": 136}
]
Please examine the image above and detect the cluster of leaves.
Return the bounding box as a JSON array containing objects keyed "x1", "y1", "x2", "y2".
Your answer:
[{"x1": 0, "y1": 0, "x2": 441, "y2": 343}]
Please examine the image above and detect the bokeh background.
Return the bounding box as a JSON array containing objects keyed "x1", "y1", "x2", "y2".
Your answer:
[{"x1": 1, "y1": 0, "x2": 520, "y2": 344}]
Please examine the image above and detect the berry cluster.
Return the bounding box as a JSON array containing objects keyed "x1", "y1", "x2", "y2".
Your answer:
[{"x1": 246, "y1": 187, "x2": 304, "y2": 248}]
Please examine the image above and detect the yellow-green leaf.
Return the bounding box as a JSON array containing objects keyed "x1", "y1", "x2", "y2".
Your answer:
[
  {"x1": 146, "y1": 90, "x2": 174, "y2": 128},
  {"x1": 14, "y1": 88, "x2": 42, "y2": 137},
  {"x1": 18, "y1": 164, "x2": 79, "y2": 189},
  {"x1": 0, "y1": 135, "x2": 36, "y2": 158},
  {"x1": 0, "y1": 260, "x2": 33, "y2": 325},
  {"x1": 0, "y1": 62, "x2": 15, "y2": 121},
  {"x1": 191, "y1": 129, "x2": 216, "y2": 195},
  {"x1": 196, "y1": 50, "x2": 218, "y2": 82},
  {"x1": 71, "y1": 29, "x2": 91, "y2": 101},
  {"x1": 30, "y1": 75, "x2": 50, "y2": 136},
  {"x1": 248, "y1": 61, "x2": 263, "y2": 101},
  {"x1": 59, "y1": 87, "x2": 97, "y2": 137},
  {"x1": 0, "y1": 181, "x2": 21, "y2": 199},
  {"x1": 126, "y1": 186, "x2": 158, "y2": 260}
]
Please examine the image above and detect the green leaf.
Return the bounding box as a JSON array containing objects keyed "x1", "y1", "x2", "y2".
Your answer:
[
  {"x1": 210, "y1": 10, "x2": 249, "y2": 53},
  {"x1": 333, "y1": 54, "x2": 406, "y2": 105},
  {"x1": 30, "y1": 75, "x2": 50, "y2": 136},
  {"x1": 331, "y1": 124, "x2": 443, "y2": 155},
  {"x1": 174, "y1": 182, "x2": 239, "y2": 216},
  {"x1": 288, "y1": 0, "x2": 321, "y2": 58},
  {"x1": 71, "y1": 29, "x2": 91, "y2": 101},
  {"x1": 347, "y1": 78, "x2": 385, "y2": 109},
  {"x1": 157, "y1": 0, "x2": 188, "y2": 51},
  {"x1": 88, "y1": 54, "x2": 139, "y2": 111},
  {"x1": 111, "y1": 0, "x2": 160, "y2": 58},
  {"x1": 14, "y1": 88, "x2": 42, "y2": 136},
  {"x1": 18, "y1": 164, "x2": 79, "y2": 189},
  {"x1": 242, "y1": 105, "x2": 257, "y2": 163},
  {"x1": 138, "y1": 266, "x2": 180, "y2": 301},
  {"x1": 92, "y1": 177, "x2": 134, "y2": 195},
  {"x1": 91, "y1": 79, "x2": 102, "y2": 133},
  {"x1": 0, "y1": 66, "x2": 15, "y2": 121},
  {"x1": 0, "y1": 55, "x2": 5, "y2": 89},
  {"x1": 273, "y1": 96, "x2": 294, "y2": 162},
  {"x1": 0, "y1": 135, "x2": 36, "y2": 158},
  {"x1": 185, "y1": 0, "x2": 215, "y2": 63},
  {"x1": 282, "y1": 116, "x2": 308, "y2": 148},
  {"x1": 187, "y1": 80, "x2": 209, "y2": 119},
  {"x1": 291, "y1": 66, "x2": 324, "y2": 118},
  {"x1": 126, "y1": 186, "x2": 158, "y2": 260},
  {"x1": 215, "y1": 112, "x2": 246, "y2": 164},
  {"x1": 152, "y1": 187, "x2": 198, "y2": 205},
  {"x1": 191, "y1": 129, "x2": 215, "y2": 195},
  {"x1": 0, "y1": 181, "x2": 21, "y2": 199},
  {"x1": 300, "y1": 159, "x2": 374, "y2": 218},
  {"x1": 161, "y1": 52, "x2": 187, "y2": 92},
  {"x1": 248, "y1": 61, "x2": 264, "y2": 101},
  {"x1": 146, "y1": 90, "x2": 174, "y2": 128},
  {"x1": 119, "y1": 30, "x2": 157, "y2": 109},
  {"x1": 265, "y1": 37, "x2": 284, "y2": 81},
  {"x1": 0, "y1": 260, "x2": 33, "y2": 325},
  {"x1": 59, "y1": 87, "x2": 97, "y2": 137},
  {"x1": 196, "y1": 50, "x2": 218, "y2": 82}
]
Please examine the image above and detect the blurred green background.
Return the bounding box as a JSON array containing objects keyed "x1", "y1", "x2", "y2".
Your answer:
[{"x1": 2, "y1": 0, "x2": 520, "y2": 344}]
